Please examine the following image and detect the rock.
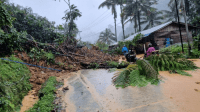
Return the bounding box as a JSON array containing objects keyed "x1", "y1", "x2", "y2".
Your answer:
[{"x1": 62, "y1": 86, "x2": 69, "y2": 92}]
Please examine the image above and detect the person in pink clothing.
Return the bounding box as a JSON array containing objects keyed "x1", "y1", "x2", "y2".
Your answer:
[{"x1": 146, "y1": 43, "x2": 155, "y2": 57}]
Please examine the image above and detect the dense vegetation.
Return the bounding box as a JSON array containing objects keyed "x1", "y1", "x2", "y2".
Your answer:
[
  {"x1": 27, "y1": 76, "x2": 59, "y2": 112},
  {"x1": 2, "y1": 2, "x2": 64, "y2": 43},
  {"x1": 159, "y1": 35, "x2": 200, "y2": 58},
  {"x1": 0, "y1": 56, "x2": 31, "y2": 112}
]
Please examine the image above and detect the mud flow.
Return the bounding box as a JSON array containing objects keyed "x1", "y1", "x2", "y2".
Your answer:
[{"x1": 54, "y1": 59, "x2": 200, "y2": 112}]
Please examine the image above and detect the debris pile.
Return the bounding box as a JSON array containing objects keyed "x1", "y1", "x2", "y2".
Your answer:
[{"x1": 13, "y1": 41, "x2": 120, "y2": 94}]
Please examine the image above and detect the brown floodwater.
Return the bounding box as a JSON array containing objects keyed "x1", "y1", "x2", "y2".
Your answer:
[
  {"x1": 159, "y1": 59, "x2": 200, "y2": 112},
  {"x1": 57, "y1": 59, "x2": 200, "y2": 112},
  {"x1": 20, "y1": 90, "x2": 38, "y2": 112}
]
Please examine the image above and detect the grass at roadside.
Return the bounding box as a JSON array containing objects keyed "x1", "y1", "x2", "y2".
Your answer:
[
  {"x1": 26, "y1": 76, "x2": 58, "y2": 112},
  {"x1": 0, "y1": 55, "x2": 32, "y2": 112}
]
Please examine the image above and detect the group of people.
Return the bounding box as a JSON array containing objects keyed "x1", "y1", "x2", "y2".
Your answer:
[{"x1": 122, "y1": 43, "x2": 156, "y2": 60}]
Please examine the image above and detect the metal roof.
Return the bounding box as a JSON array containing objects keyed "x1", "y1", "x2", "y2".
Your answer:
[
  {"x1": 110, "y1": 21, "x2": 200, "y2": 46},
  {"x1": 125, "y1": 21, "x2": 172, "y2": 41},
  {"x1": 110, "y1": 21, "x2": 173, "y2": 46}
]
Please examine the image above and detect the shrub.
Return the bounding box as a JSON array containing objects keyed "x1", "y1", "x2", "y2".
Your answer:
[
  {"x1": 28, "y1": 48, "x2": 55, "y2": 64},
  {"x1": 0, "y1": 56, "x2": 31, "y2": 112}
]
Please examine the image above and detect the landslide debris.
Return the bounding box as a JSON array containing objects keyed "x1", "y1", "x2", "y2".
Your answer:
[{"x1": 13, "y1": 46, "x2": 120, "y2": 95}]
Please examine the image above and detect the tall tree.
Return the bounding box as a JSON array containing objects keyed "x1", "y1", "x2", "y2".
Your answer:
[
  {"x1": 119, "y1": 0, "x2": 126, "y2": 40},
  {"x1": 163, "y1": 0, "x2": 182, "y2": 22},
  {"x1": 99, "y1": 0, "x2": 118, "y2": 41},
  {"x1": 62, "y1": 0, "x2": 82, "y2": 39},
  {"x1": 97, "y1": 28, "x2": 117, "y2": 45},
  {"x1": 122, "y1": 0, "x2": 157, "y2": 32},
  {"x1": 140, "y1": 8, "x2": 164, "y2": 30}
]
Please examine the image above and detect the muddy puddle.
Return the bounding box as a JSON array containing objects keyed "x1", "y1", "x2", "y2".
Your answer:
[{"x1": 20, "y1": 90, "x2": 39, "y2": 112}]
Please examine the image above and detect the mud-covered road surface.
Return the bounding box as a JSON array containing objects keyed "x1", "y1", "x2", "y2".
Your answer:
[{"x1": 56, "y1": 59, "x2": 200, "y2": 112}]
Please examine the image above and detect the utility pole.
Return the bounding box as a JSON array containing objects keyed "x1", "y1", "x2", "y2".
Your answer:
[
  {"x1": 175, "y1": 0, "x2": 184, "y2": 53},
  {"x1": 114, "y1": 18, "x2": 117, "y2": 41},
  {"x1": 120, "y1": 0, "x2": 125, "y2": 40},
  {"x1": 136, "y1": 0, "x2": 141, "y2": 32},
  {"x1": 181, "y1": 0, "x2": 191, "y2": 56}
]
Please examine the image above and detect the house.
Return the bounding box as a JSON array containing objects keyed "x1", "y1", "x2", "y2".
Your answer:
[{"x1": 110, "y1": 21, "x2": 200, "y2": 51}]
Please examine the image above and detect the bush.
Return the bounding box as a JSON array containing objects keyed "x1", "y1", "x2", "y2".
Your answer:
[
  {"x1": 95, "y1": 42, "x2": 109, "y2": 51},
  {"x1": 27, "y1": 76, "x2": 58, "y2": 112},
  {"x1": 0, "y1": 56, "x2": 31, "y2": 112},
  {"x1": 28, "y1": 48, "x2": 55, "y2": 63},
  {"x1": 111, "y1": 33, "x2": 143, "y2": 55}
]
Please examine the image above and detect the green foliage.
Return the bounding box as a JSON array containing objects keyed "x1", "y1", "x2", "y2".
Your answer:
[
  {"x1": 146, "y1": 54, "x2": 199, "y2": 72},
  {"x1": 114, "y1": 66, "x2": 137, "y2": 88},
  {"x1": 129, "y1": 69, "x2": 159, "y2": 87},
  {"x1": 169, "y1": 70, "x2": 192, "y2": 77},
  {"x1": 68, "y1": 65, "x2": 73, "y2": 68},
  {"x1": 113, "y1": 59, "x2": 159, "y2": 88},
  {"x1": 112, "y1": 33, "x2": 143, "y2": 55},
  {"x1": 0, "y1": 27, "x2": 28, "y2": 54},
  {"x1": 159, "y1": 43, "x2": 188, "y2": 54},
  {"x1": 0, "y1": 2, "x2": 15, "y2": 27},
  {"x1": 159, "y1": 39, "x2": 200, "y2": 59},
  {"x1": 2, "y1": 2, "x2": 64, "y2": 43},
  {"x1": 0, "y1": 56, "x2": 31, "y2": 112},
  {"x1": 44, "y1": 52, "x2": 55, "y2": 64},
  {"x1": 57, "y1": 62, "x2": 65, "y2": 67},
  {"x1": 106, "y1": 61, "x2": 129, "y2": 68},
  {"x1": 107, "y1": 61, "x2": 118, "y2": 67},
  {"x1": 132, "y1": 33, "x2": 143, "y2": 44},
  {"x1": 97, "y1": 28, "x2": 117, "y2": 45},
  {"x1": 27, "y1": 76, "x2": 58, "y2": 112},
  {"x1": 136, "y1": 59, "x2": 159, "y2": 79},
  {"x1": 89, "y1": 62, "x2": 99, "y2": 69},
  {"x1": 189, "y1": 35, "x2": 200, "y2": 58},
  {"x1": 95, "y1": 42, "x2": 109, "y2": 50},
  {"x1": 28, "y1": 48, "x2": 55, "y2": 63},
  {"x1": 108, "y1": 68, "x2": 117, "y2": 73}
]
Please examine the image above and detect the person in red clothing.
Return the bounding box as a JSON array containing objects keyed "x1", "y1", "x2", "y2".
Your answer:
[{"x1": 146, "y1": 43, "x2": 155, "y2": 57}]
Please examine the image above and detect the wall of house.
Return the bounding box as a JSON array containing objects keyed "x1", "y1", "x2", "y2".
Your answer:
[{"x1": 154, "y1": 23, "x2": 193, "y2": 49}]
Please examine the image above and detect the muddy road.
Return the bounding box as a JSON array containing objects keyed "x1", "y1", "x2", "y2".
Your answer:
[{"x1": 56, "y1": 59, "x2": 200, "y2": 112}]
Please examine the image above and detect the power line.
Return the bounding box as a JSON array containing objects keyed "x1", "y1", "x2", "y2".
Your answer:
[
  {"x1": 82, "y1": 22, "x2": 121, "y2": 38},
  {"x1": 82, "y1": 13, "x2": 113, "y2": 31},
  {"x1": 81, "y1": 10, "x2": 109, "y2": 30}
]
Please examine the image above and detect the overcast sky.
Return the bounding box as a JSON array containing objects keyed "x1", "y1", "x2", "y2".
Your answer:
[{"x1": 10, "y1": 0, "x2": 170, "y2": 43}]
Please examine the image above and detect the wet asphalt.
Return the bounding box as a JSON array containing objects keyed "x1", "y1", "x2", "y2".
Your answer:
[{"x1": 64, "y1": 69, "x2": 178, "y2": 112}]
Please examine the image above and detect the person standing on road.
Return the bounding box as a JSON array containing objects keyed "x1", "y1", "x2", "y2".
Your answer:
[
  {"x1": 146, "y1": 43, "x2": 155, "y2": 57},
  {"x1": 122, "y1": 45, "x2": 128, "y2": 56}
]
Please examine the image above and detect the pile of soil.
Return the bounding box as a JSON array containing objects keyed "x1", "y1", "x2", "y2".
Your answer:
[{"x1": 13, "y1": 47, "x2": 120, "y2": 95}]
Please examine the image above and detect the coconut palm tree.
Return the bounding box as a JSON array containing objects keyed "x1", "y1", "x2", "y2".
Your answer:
[
  {"x1": 122, "y1": 0, "x2": 157, "y2": 32},
  {"x1": 62, "y1": 0, "x2": 82, "y2": 38},
  {"x1": 140, "y1": 8, "x2": 164, "y2": 30},
  {"x1": 98, "y1": 28, "x2": 117, "y2": 45},
  {"x1": 163, "y1": 1, "x2": 182, "y2": 22},
  {"x1": 99, "y1": 0, "x2": 118, "y2": 41}
]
